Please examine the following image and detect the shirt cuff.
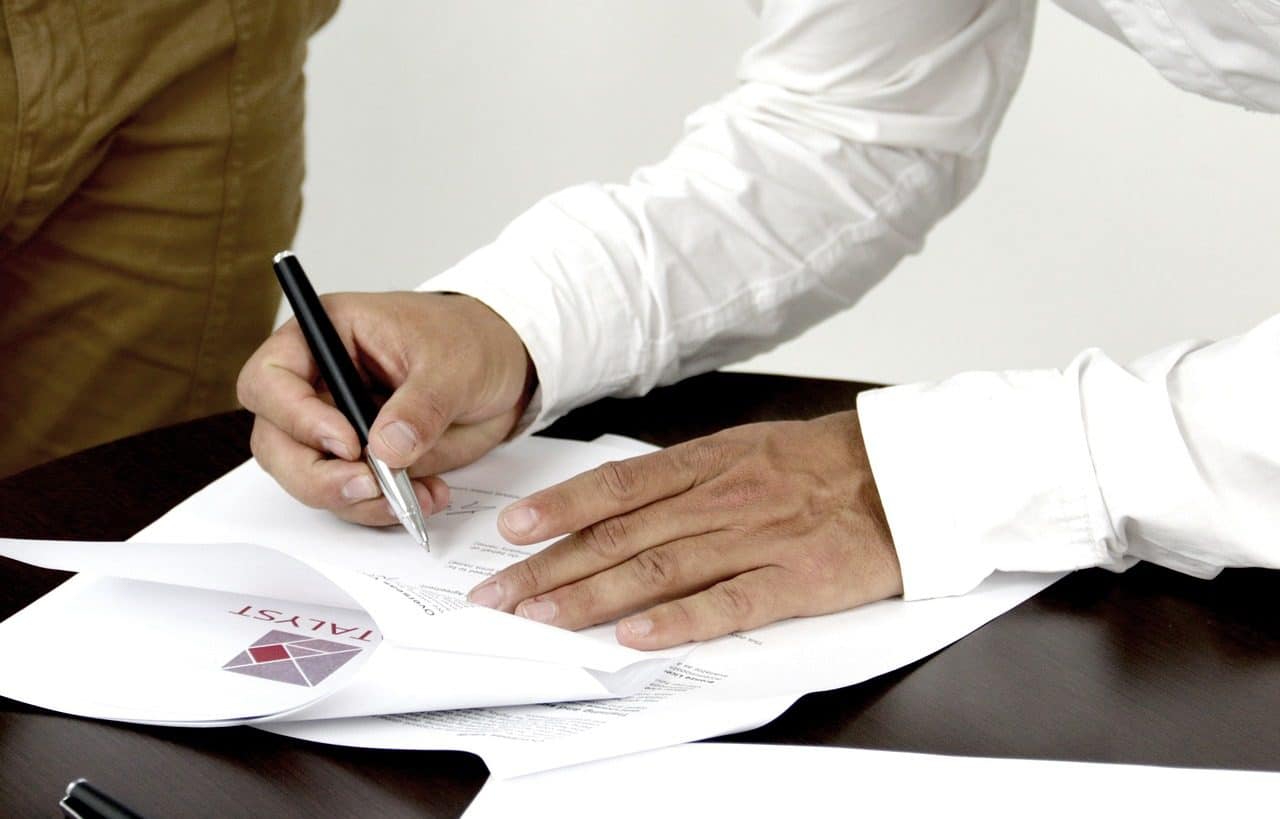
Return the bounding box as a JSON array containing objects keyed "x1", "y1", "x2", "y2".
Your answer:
[{"x1": 856, "y1": 370, "x2": 1119, "y2": 601}]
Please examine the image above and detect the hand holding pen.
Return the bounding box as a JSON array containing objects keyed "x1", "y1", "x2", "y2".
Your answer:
[
  {"x1": 270, "y1": 252, "x2": 431, "y2": 547},
  {"x1": 236, "y1": 256, "x2": 536, "y2": 535}
]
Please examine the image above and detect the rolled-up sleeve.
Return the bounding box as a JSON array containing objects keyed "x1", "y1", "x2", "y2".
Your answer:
[{"x1": 420, "y1": 0, "x2": 1035, "y2": 429}]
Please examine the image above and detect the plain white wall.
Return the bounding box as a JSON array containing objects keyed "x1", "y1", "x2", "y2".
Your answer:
[{"x1": 293, "y1": 1, "x2": 1278, "y2": 388}]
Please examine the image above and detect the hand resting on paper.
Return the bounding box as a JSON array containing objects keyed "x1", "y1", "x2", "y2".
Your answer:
[
  {"x1": 238, "y1": 294, "x2": 903, "y2": 650},
  {"x1": 236, "y1": 291, "x2": 535, "y2": 526},
  {"x1": 469, "y1": 411, "x2": 905, "y2": 650}
]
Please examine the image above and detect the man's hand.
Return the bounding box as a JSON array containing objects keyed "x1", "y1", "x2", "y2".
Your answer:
[
  {"x1": 468, "y1": 410, "x2": 903, "y2": 649},
  {"x1": 237, "y1": 292, "x2": 533, "y2": 526}
]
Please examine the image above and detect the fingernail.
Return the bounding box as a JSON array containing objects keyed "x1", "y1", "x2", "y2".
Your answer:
[
  {"x1": 516, "y1": 599, "x2": 557, "y2": 624},
  {"x1": 379, "y1": 421, "x2": 417, "y2": 457},
  {"x1": 501, "y1": 505, "x2": 538, "y2": 536},
  {"x1": 322, "y1": 437, "x2": 355, "y2": 460},
  {"x1": 468, "y1": 579, "x2": 504, "y2": 609},
  {"x1": 621, "y1": 616, "x2": 652, "y2": 638},
  {"x1": 341, "y1": 475, "x2": 380, "y2": 503}
]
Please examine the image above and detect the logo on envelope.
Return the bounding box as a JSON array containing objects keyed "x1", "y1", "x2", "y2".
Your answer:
[{"x1": 222, "y1": 630, "x2": 362, "y2": 687}]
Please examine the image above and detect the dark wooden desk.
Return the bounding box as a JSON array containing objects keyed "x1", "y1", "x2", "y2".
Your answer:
[{"x1": 2, "y1": 372, "x2": 1277, "y2": 817}]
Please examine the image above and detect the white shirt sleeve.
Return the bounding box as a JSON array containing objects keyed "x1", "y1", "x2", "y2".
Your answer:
[
  {"x1": 421, "y1": 0, "x2": 1035, "y2": 429},
  {"x1": 859, "y1": 314, "x2": 1280, "y2": 600},
  {"x1": 857, "y1": 0, "x2": 1280, "y2": 600}
]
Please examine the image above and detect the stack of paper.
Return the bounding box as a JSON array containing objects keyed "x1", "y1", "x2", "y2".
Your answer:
[{"x1": 0, "y1": 435, "x2": 1062, "y2": 776}]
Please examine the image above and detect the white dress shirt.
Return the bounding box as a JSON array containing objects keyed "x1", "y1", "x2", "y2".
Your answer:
[{"x1": 423, "y1": 0, "x2": 1280, "y2": 600}]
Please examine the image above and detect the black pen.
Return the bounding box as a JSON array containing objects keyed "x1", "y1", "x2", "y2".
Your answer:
[
  {"x1": 60, "y1": 779, "x2": 146, "y2": 819},
  {"x1": 272, "y1": 251, "x2": 430, "y2": 549}
]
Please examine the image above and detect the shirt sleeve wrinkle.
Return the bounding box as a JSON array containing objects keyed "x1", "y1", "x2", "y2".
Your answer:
[
  {"x1": 422, "y1": 0, "x2": 1034, "y2": 426},
  {"x1": 659, "y1": 152, "x2": 946, "y2": 341},
  {"x1": 863, "y1": 313, "x2": 1280, "y2": 601}
]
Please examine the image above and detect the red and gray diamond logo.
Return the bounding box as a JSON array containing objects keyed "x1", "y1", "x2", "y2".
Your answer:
[{"x1": 223, "y1": 630, "x2": 362, "y2": 687}]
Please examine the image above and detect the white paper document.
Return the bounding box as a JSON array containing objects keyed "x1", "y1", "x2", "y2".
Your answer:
[
  {"x1": 0, "y1": 437, "x2": 682, "y2": 725},
  {"x1": 261, "y1": 568, "x2": 1057, "y2": 776},
  {"x1": 0, "y1": 433, "x2": 1062, "y2": 776},
  {"x1": 461, "y1": 743, "x2": 1280, "y2": 819}
]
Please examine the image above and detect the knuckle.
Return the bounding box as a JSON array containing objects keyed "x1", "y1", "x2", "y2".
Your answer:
[
  {"x1": 595, "y1": 459, "x2": 640, "y2": 503},
  {"x1": 716, "y1": 470, "x2": 771, "y2": 511},
  {"x1": 663, "y1": 598, "x2": 696, "y2": 633},
  {"x1": 559, "y1": 582, "x2": 598, "y2": 621},
  {"x1": 505, "y1": 557, "x2": 547, "y2": 597},
  {"x1": 286, "y1": 411, "x2": 315, "y2": 449},
  {"x1": 632, "y1": 548, "x2": 679, "y2": 589},
  {"x1": 580, "y1": 516, "x2": 630, "y2": 560},
  {"x1": 712, "y1": 581, "x2": 756, "y2": 624},
  {"x1": 678, "y1": 438, "x2": 732, "y2": 480}
]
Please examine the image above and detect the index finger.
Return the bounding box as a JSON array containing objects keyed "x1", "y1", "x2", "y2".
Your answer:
[
  {"x1": 236, "y1": 321, "x2": 362, "y2": 461},
  {"x1": 498, "y1": 441, "x2": 720, "y2": 544}
]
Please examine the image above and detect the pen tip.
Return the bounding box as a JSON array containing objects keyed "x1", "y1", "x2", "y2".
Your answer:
[
  {"x1": 273, "y1": 249, "x2": 295, "y2": 264},
  {"x1": 402, "y1": 515, "x2": 430, "y2": 552}
]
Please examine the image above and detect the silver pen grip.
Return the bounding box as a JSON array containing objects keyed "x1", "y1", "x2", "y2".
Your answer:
[{"x1": 366, "y1": 453, "x2": 431, "y2": 550}]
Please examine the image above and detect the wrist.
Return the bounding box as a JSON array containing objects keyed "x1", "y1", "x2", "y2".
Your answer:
[
  {"x1": 846, "y1": 409, "x2": 904, "y2": 597},
  {"x1": 500, "y1": 348, "x2": 541, "y2": 442},
  {"x1": 436, "y1": 292, "x2": 536, "y2": 426}
]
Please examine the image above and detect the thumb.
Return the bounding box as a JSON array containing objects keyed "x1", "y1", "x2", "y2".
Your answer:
[{"x1": 367, "y1": 375, "x2": 455, "y2": 469}]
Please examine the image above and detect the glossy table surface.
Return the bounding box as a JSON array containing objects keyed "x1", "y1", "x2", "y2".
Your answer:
[{"x1": 2, "y1": 372, "x2": 1277, "y2": 817}]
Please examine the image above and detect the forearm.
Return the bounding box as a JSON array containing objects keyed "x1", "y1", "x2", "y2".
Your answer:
[{"x1": 421, "y1": 0, "x2": 1034, "y2": 428}]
